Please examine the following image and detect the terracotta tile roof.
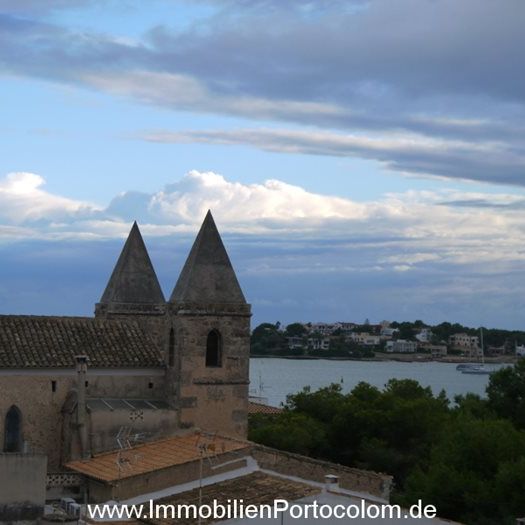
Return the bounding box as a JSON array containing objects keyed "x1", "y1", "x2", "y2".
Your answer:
[
  {"x1": 66, "y1": 433, "x2": 250, "y2": 482},
  {"x1": 248, "y1": 401, "x2": 283, "y2": 415},
  {"x1": 0, "y1": 315, "x2": 164, "y2": 369},
  {"x1": 141, "y1": 471, "x2": 320, "y2": 525}
]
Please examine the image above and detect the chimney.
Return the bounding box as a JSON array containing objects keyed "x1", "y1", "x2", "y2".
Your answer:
[
  {"x1": 75, "y1": 355, "x2": 90, "y2": 459},
  {"x1": 324, "y1": 474, "x2": 340, "y2": 493}
]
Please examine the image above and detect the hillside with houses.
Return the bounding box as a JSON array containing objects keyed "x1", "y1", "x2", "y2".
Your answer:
[{"x1": 251, "y1": 320, "x2": 525, "y2": 361}]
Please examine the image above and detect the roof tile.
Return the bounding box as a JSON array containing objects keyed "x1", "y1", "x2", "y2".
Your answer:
[
  {"x1": 0, "y1": 315, "x2": 164, "y2": 369},
  {"x1": 66, "y1": 433, "x2": 249, "y2": 482}
]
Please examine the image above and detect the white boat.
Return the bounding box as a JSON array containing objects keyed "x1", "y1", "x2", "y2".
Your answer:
[
  {"x1": 461, "y1": 364, "x2": 493, "y2": 375},
  {"x1": 249, "y1": 371, "x2": 269, "y2": 404},
  {"x1": 456, "y1": 363, "x2": 478, "y2": 371},
  {"x1": 461, "y1": 328, "x2": 493, "y2": 375}
]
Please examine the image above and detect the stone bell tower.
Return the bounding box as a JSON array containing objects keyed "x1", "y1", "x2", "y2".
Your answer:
[
  {"x1": 168, "y1": 211, "x2": 251, "y2": 438},
  {"x1": 95, "y1": 221, "x2": 167, "y2": 347}
]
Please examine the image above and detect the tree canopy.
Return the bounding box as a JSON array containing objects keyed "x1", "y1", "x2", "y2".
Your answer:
[{"x1": 249, "y1": 360, "x2": 525, "y2": 524}]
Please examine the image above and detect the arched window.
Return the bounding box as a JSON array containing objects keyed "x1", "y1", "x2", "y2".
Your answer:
[
  {"x1": 4, "y1": 405, "x2": 22, "y2": 453},
  {"x1": 168, "y1": 328, "x2": 175, "y2": 368},
  {"x1": 206, "y1": 330, "x2": 222, "y2": 367}
]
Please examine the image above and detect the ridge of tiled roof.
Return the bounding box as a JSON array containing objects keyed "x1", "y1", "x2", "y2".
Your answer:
[
  {"x1": 0, "y1": 315, "x2": 164, "y2": 369},
  {"x1": 248, "y1": 401, "x2": 283, "y2": 415}
]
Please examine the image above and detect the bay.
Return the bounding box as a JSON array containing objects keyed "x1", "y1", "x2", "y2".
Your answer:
[{"x1": 249, "y1": 358, "x2": 510, "y2": 407}]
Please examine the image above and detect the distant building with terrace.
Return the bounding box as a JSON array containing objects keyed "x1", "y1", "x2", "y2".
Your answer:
[{"x1": 386, "y1": 340, "x2": 418, "y2": 353}]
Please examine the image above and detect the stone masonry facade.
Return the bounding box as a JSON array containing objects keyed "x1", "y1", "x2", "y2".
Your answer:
[{"x1": 0, "y1": 211, "x2": 251, "y2": 473}]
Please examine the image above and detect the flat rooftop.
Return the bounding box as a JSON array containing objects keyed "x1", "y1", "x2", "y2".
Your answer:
[{"x1": 66, "y1": 433, "x2": 249, "y2": 482}]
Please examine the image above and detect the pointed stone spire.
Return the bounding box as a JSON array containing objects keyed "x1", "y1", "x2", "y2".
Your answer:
[
  {"x1": 170, "y1": 211, "x2": 246, "y2": 304},
  {"x1": 97, "y1": 222, "x2": 166, "y2": 314}
]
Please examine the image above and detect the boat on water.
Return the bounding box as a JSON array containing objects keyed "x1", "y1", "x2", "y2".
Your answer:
[
  {"x1": 460, "y1": 328, "x2": 494, "y2": 375},
  {"x1": 456, "y1": 363, "x2": 478, "y2": 371},
  {"x1": 249, "y1": 371, "x2": 270, "y2": 404},
  {"x1": 461, "y1": 364, "x2": 493, "y2": 375}
]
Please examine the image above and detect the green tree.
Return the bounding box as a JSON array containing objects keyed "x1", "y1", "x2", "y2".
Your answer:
[
  {"x1": 248, "y1": 412, "x2": 326, "y2": 456},
  {"x1": 399, "y1": 417, "x2": 525, "y2": 524},
  {"x1": 454, "y1": 392, "x2": 492, "y2": 420},
  {"x1": 285, "y1": 322, "x2": 307, "y2": 337},
  {"x1": 250, "y1": 322, "x2": 287, "y2": 355},
  {"x1": 391, "y1": 322, "x2": 416, "y2": 340},
  {"x1": 286, "y1": 384, "x2": 345, "y2": 424},
  {"x1": 248, "y1": 373, "x2": 525, "y2": 524},
  {"x1": 494, "y1": 456, "x2": 525, "y2": 521},
  {"x1": 486, "y1": 358, "x2": 525, "y2": 428}
]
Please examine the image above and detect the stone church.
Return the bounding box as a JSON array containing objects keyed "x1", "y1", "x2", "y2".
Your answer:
[{"x1": 0, "y1": 211, "x2": 251, "y2": 473}]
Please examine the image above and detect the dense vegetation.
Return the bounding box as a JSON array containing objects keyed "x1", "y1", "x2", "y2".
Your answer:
[
  {"x1": 250, "y1": 322, "x2": 374, "y2": 357},
  {"x1": 248, "y1": 359, "x2": 525, "y2": 524},
  {"x1": 251, "y1": 320, "x2": 525, "y2": 357}
]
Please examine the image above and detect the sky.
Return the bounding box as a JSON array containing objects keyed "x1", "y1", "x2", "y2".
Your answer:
[{"x1": 1, "y1": 0, "x2": 525, "y2": 328}]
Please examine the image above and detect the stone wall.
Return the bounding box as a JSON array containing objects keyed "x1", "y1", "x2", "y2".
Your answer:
[
  {"x1": 0, "y1": 453, "x2": 47, "y2": 522},
  {"x1": 251, "y1": 444, "x2": 393, "y2": 500},
  {"x1": 170, "y1": 303, "x2": 251, "y2": 439},
  {"x1": 0, "y1": 375, "x2": 72, "y2": 468},
  {"x1": 89, "y1": 407, "x2": 178, "y2": 455},
  {"x1": 0, "y1": 371, "x2": 166, "y2": 470}
]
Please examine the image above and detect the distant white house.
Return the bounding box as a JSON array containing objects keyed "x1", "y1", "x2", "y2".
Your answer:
[
  {"x1": 386, "y1": 340, "x2": 418, "y2": 353},
  {"x1": 287, "y1": 336, "x2": 305, "y2": 350},
  {"x1": 337, "y1": 322, "x2": 357, "y2": 333},
  {"x1": 415, "y1": 328, "x2": 433, "y2": 343},
  {"x1": 307, "y1": 337, "x2": 330, "y2": 351},
  {"x1": 380, "y1": 327, "x2": 398, "y2": 339},
  {"x1": 309, "y1": 323, "x2": 338, "y2": 335},
  {"x1": 516, "y1": 344, "x2": 525, "y2": 357},
  {"x1": 449, "y1": 333, "x2": 481, "y2": 357},
  {"x1": 449, "y1": 333, "x2": 479, "y2": 349},
  {"x1": 350, "y1": 332, "x2": 381, "y2": 346},
  {"x1": 419, "y1": 343, "x2": 448, "y2": 358}
]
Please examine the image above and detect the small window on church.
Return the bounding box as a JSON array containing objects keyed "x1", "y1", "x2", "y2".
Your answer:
[
  {"x1": 4, "y1": 405, "x2": 22, "y2": 453},
  {"x1": 168, "y1": 328, "x2": 175, "y2": 367},
  {"x1": 51, "y1": 380, "x2": 57, "y2": 392},
  {"x1": 206, "y1": 330, "x2": 222, "y2": 367}
]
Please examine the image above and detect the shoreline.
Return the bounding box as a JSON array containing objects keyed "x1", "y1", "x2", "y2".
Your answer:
[{"x1": 250, "y1": 353, "x2": 518, "y2": 364}]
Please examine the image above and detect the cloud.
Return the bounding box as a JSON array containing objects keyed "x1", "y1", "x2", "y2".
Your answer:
[
  {"x1": 143, "y1": 0, "x2": 525, "y2": 104},
  {"x1": 0, "y1": 172, "x2": 99, "y2": 225},
  {"x1": 146, "y1": 171, "x2": 370, "y2": 226},
  {"x1": 1, "y1": 170, "x2": 525, "y2": 270},
  {"x1": 0, "y1": 0, "x2": 97, "y2": 14},
  {"x1": 2, "y1": 169, "x2": 525, "y2": 328},
  {"x1": 1, "y1": 2, "x2": 525, "y2": 185},
  {"x1": 142, "y1": 128, "x2": 525, "y2": 186}
]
